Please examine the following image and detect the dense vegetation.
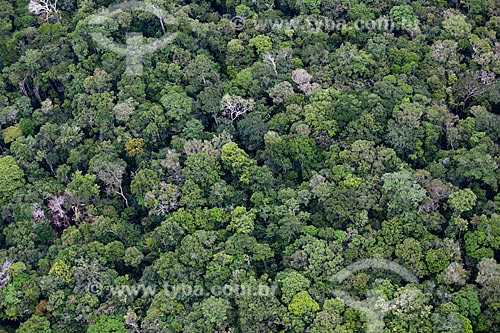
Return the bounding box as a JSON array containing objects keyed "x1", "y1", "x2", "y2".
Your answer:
[{"x1": 0, "y1": 0, "x2": 500, "y2": 332}]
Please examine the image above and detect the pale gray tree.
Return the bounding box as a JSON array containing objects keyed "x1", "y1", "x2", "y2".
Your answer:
[
  {"x1": 28, "y1": 0, "x2": 59, "y2": 21},
  {"x1": 0, "y1": 259, "x2": 13, "y2": 289},
  {"x1": 221, "y1": 94, "x2": 255, "y2": 122}
]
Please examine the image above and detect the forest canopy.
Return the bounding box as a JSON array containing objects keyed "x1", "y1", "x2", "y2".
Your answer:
[{"x1": 1, "y1": 0, "x2": 500, "y2": 332}]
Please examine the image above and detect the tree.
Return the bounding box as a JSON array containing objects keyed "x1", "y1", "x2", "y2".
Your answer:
[
  {"x1": 464, "y1": 229, "x2": 494, "y2": 260},
  {"x1": 87, "y1": 315, "x2": 127, "y2": 333},
  {"x1": 16, "y1": 315, "x2": 51, "y2": 333},
  {"x1": 448, "y1": 188, "x2": 477, "y2": 214},
  {"x1": 0, "y1": 155, "x2": 24, "y2": 202},
  {"x1": 66, "y1": 171, "x2": 99, "y2": 205},
  {"x1": 386, "y1": 102, "x2": 426, "y2": 160},
  {"x1": 124, "y1": 247, "x2": 144, "y2": 267},
  {"x1": 471, "y1": 106, "x2": 500, "y2": 142},
  {"x1": 429, "y1": 40, "x2": 462, "y2": 67},
  {"x1": 200, "y1": 296, "x2": 232, "y2": 328},
  {"x1": 0, "y1": 261, "x2": 40, "y2": 320},
  {"x1": 28, "y1": 0, "x2": 59, "y2": 22},
  {"x1": 0, "y1": 0, "x2": 14, "y2": 65},
  {"x1": 454, "y1": 70, "x2": 498, "y2": 106},
  {"x1": 389, "y1": 5, "x2": 418, "y2": 29},
  {"x1": 442, "y1": 11, "x2": 472, "y2": 40},
  {"x1": 453, "y1": 287, "x2": 481, "y2": 319},
  {"x1": 382, "y1": 170, "x2": 427, "y2": 215},
  {"x1": 268, "y1": 81, "x2": 296, "y2": 105},
  {"x1": 291, "y1": 69, "x2": 320, "y2": 95},
  {"x1": 130, "y1": 169, "x2": 160, "y2": 207},
  {"x1": 231, "y1": 275, "x2": 285, "y2": 333},
  {"x1": 452, "y1": 143, "x2": 498, "y2": 190},
  {"x1": 226, "y1": 39, "x2": 253, "y2": 67},
  {"x1": 396, "y1": 238, "x2": 427, "y2": 277},
  {"x1": 125, "y1": 138, "x2": 144, "y2": 157},
  {"x1": 221, "y1": 142, "x2": 256, "y2": 184},
  {"x1": 2, "y1": 124, "x2": 22, "y2": 143},
  {"x1": 288, "y1": 290, "x2": 319, "y2": 318},
  {"x1": 275, "y1": 270, "x2": 311, "y2": 304},
  {"x1": 184, "y1": 54, "x2": 220, "y2": 93},
  {"x1": 144, "y1": 182, "x2": 180, "y2": 216},
  {"x1": 0, "y1": 259, "x2": 12, "y2": 289},
  {"x1": 263, "y1": 49, "x2": 291, "y2": 76},
  {"x1": 220, "y1": 94, "x2": 255, "y2": 122},
  {"x1": 425, "y1": 248, "x2": 451, "y2": 273},
  {"x1": 90, "y1": 156, "x2": 129, "y2": 207},
  {"x1": 332, "y1": 43, "x2": 377, "y2": 82},
  {"x1": 441, "y1": 262, "x2": 468, "y2": 286},
  {"x1": 182, "y1": 148, "x2": 222, "y2": 192},
  {"x1": 476, "y1": 258, "x2": 500, "y2": 327},
  {"x1": 227, "y1": 206, "x2": 255, "y2": 234},
  {"x1": 249, "y1": 35, "x2": 273, "y2": 54},
  {"x1": 303, "y1": 98, "x2": 337, "y2": 137},
  {"x1": 160, "y1": 86, "x2": 193, "y2": 122}
]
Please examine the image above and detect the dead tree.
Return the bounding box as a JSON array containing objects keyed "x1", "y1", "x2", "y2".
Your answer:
[
  {"x1": 0, "y1": 259, "x2": 13, "y2": 289},
  {"x1": 454, "y1": 70, "x2": 498, "y2": 107},
  {"x1": 291, "y1": 69, "x2": 321, "y2": 95},
  {"x1": 221, "y1": 94, "x2": 255, "y2": 122},
  {"x1": 28, "y1": 0, "x2": 60, "y2": 21}
]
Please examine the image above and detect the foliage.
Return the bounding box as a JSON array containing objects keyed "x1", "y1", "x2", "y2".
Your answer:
[
  {"x1": 0, "y1": 155, "x2": 24, "y2": 202},
  {"x1": 1, "y1": 0, "x2": 500, "y2": 332}
]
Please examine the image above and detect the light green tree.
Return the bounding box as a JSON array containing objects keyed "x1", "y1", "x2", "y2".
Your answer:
[
  {"x1": 448, "y1": 189, "x2": 477, "y2": 214},
  {"x1": 288, "y1": 291, "x2": 320, "y2": 318},
  {"x1": 227, "y1": 206, "x2": 255, "y2": 234},
  {"x1": 0, "y1": 155, "x2": 24, "y2": 202}
]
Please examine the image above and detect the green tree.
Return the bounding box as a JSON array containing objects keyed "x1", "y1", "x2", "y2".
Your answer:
[
  {"x1": 288, "y1": 290, "x2": 320, "y2": 318},
  {"x1": 201, "y1": 296, "x2": 232, "y2": 327},
  {"x1": 389, "y1": 5, "x2": 418, "y2": 29},
  {"x1": 2, "y1": 124, "x2": 22, "y2": 143},
  {"x1": 87, "y1": 315, "x2": 127, "y2": 333},
  {"x1": 453, "y1": 287, "x2": 481, "y2": 318},
  {"x1": 249, "y1": 35, "x2": 273, "y2": 54},
  {"x1": 448, "y1": 188, "x2": 477, "y2": 214},
  {"x1": 276, "y1": 270, "x2": 311, "y2": 303},
  {"x1": 160, "y1": 86, "x2": 193, "y2": 122},
  {"x1": 221, "y1": 142, "x2": 256, "y2": 184},
  {"x1": 123, "y1": 247, "x2": 144, "y2": 267},
  {"x1": 0, "y1": 262, "x2": 40, "y2": 320},
  {"x1": 426, "y1": 248, "x2": 451, "y2": 273},
  {"x1": 16, "y1": 315, "x2": 51, "y2": 333},
  {"x1": 66, "y1": 171, "x2": 99, "y2": 204},
  {"x1": 442, "y1": 11, "x2": 472, "y2": 40},
  {"x1": 452, "y1": 143, "x2": 498, "y2": 190},
  {"x1": 130, "y1": 168, "x2": 160, "y2": 207},
  {"x1": 227, "y1": 206, "x2": 255, "y2": 234},
  {"x1": 382, "y1": 170, "x2": 427, "y2": 215},
  {"x1": 0, "y1": 155, "x2": 24, "y2": 202}
]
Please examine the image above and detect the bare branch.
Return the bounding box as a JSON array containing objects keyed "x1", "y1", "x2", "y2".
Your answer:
[
  {"x1": 291, "y1": 68, "x2": 313, "y2": 86},
  {"x1": 28, "y1": 0, "x2": 59, "y2": 22},
  {"x1": 221, "y1": 95, "x2": 255, "y2": 122}
]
